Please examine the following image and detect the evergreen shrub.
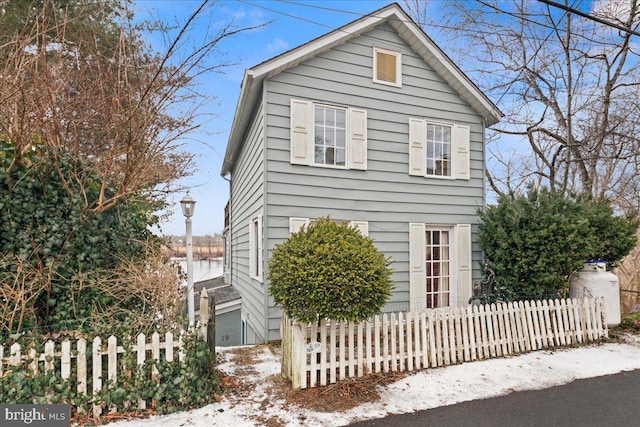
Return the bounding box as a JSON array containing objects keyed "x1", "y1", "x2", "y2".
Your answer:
[
  {"x1": 478, "y1": 188, "x2": 638, "y2": 301},
  {"x1": 268, "y1": 217, "x2": 393, "y2": 323}
]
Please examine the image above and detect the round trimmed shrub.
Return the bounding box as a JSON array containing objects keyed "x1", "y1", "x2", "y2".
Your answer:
[{"x1": 268, "y1": 217, "x2": 393, "y2": 323}]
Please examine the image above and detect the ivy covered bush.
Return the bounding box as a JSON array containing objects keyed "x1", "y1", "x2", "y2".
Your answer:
[
  {"x1": 268, "y1": 217, "x2": 393, "y2": 323},
  {"x1": 0, "y1": 331, "x2": 220, "y2": 420},
  {"x1": 0, "y1": 138, "x2": 176, "y2": 333},
  {"x1": 478, "y1": 188, "x2": 638, "y2": 301}
]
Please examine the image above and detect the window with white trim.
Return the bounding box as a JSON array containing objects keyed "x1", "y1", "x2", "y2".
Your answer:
[
  {"x1": 409, "y1": 223, "x2": 472, "y2": 311},
  {"x1": 290, "y1": 99, "x2": 367, "y2": 170},
  {"x1": 373, "y1": 47, "x2": 402, "y2": 87},
  {"x1": 409, "y1": 118, "x2": 470, "y2": 180},
  {"x1": 249, "y1": 215, "x2": 263, "y2": 281},
  {"x1": 426, "y1": 123, "x2": 452, "y2": 177},
  {"x1": 425, "y1": 227, "x2": 451, "y2": 308},
  {"x1": 314, "y1": 105, "x2": 346, "y2": 167}
]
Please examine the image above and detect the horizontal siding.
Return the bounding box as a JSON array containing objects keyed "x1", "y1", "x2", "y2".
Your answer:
[
  {"x1": 262, "y1": 23, "x2": 488, "y2": 339},
  {"x1": 230, "y1": 100, "x2": 266, "y2": 344}
]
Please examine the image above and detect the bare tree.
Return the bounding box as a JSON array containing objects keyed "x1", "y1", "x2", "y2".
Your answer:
[
  {"x1": 404, "y1": 0, "x2": 640, "y2": 213},
  {"x1": 0, "y1": 0, "x2": 262, "y2": 212}
]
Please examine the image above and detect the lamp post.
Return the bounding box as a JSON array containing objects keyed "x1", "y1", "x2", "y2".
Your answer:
[{"x1": 180, "y1": 193, "x2": 196, "y2": 326}]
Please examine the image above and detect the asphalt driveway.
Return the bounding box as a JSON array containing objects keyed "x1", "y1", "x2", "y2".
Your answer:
[{"x1": 349, "y1": 368, "x2": 640, "y2": 427}]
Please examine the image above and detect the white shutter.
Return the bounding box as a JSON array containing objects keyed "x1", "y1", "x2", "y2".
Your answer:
[
  {"x1": 349, "y1": 220, "x2": 369, "y2": 236},
  {"x1": 248, "y1": 219, "x2": 255, "y2": 278},
  {"x1": 409, "y1": 118, "x2": 426, "y2": 176},
  {"x1": 409, "y1": 223, "x2": 426, "y2": 311},
  {"x1": 349, "y1": 108, "x2": 367, "y2": 170},
  {"x1": 456, "y1": 224, "x2": 472, "y2": 304},
  {"x1": 290, "y1": 99, "x2": 312, "y2": 165},
  {"x1": 257, "y1": 215, "x2": 263, "y2": 281},
  {"x1": 454, "y1": 124, "x2": 470, "y2": 180},
  {"x1": 289, "y1": 217, "x2": 310, "y2": 235}
]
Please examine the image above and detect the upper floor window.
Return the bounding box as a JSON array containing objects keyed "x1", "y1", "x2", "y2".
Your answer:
[
  {"x1": 409, "y1": 118, "x2": 470, "y2": 180},
  {"x1": 373, "y1": 47, "x2": 402, "y2": 87},
  {"x1": 290, "y1": 99, "x2": 367, "y2": 170},
  {"x1": 314, "y1": 105, "x2": 346, "y2": 167},
  {"x1": 426, "y1": 123, "x2": 452, "y2": 177}
]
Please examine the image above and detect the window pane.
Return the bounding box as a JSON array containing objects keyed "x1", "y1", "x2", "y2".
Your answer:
[
  {"x1": 325, "y1": 147, "x2": 335, "y2": 165},
  {"x1": 336, "y1": 110, "x2": 346, "y2": 128},
  {"x1": 326, "y1": 109, "x2": 335, "y2": 127},
  {"x1": 435, "y1": 126, "x2": 442, "y2": 141},
  {"x1": 336, "y1": 129, "x2": 345, "y2": 148},
  {"x1": 315, "y1": 146, "x2": 324, "y2": 164},
  {"x1": 315, "y1": 106, "x2": 323, "y2": 125},
  {"x1": 336, "y1": 148, "x2": 345, "y2": 166},
  {"x1": 442, "y1": 160, "x2": 450, "y2": 176}
]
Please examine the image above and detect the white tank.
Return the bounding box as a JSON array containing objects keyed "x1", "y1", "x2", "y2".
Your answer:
[{"x1": 569, "y1": 262, "x2": 620, "y2": 327}]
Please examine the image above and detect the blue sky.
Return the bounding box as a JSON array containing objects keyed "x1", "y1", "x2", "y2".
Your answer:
[{"x1": 134, "y1": 0, "x2": 426, "y2": 236}]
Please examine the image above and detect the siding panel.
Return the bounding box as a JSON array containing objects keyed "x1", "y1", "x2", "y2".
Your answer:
[{"x1": 230, "y1": 100, "x2": 267, "y2": 344}]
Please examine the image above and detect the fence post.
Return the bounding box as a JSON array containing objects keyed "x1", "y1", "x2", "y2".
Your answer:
[
  {"x1": 290, "y1": 320, "x2": 303, "y2": 390},
  {"x1": 198, "y1": 289, "x2": 216, "y2": 358},
  {"x1": 208, "y1": 294, "x2": 216, "y2": 355}
]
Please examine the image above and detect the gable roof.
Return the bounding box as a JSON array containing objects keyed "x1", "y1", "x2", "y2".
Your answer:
[{"x1": 221, "y1": 2, "x2": 502, "y2": 176}]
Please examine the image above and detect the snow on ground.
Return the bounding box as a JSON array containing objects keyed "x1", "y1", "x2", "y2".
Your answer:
[{"x1": 108, "y1": 336, "x2": 640, "y2": 427}]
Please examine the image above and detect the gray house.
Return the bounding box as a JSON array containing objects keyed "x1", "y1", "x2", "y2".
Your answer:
[{"x1": 221, "y1": 3, "x2": 502, "y2": 344}]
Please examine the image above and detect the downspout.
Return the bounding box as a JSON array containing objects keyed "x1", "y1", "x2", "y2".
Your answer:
[
  {"x1": 481, "y1": 117, "x2": 487, "y2": 268},
  {"x1": 262, "y1": 80, "x2": 269, "y2": 344},
  {"x1": 223, "y1": 173, "x2": 232, "y2": 284}
]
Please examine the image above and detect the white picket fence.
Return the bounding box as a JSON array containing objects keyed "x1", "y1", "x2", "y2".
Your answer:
[
  {"x1": 281, "y1": 297, "x2": 608, "y2": 390},
  {"x1": 0, "y1": 291, "x2": 215, "y2": 417},
  {"x1": 0, "y1": 331, "x2": 184, "y2": 417}
]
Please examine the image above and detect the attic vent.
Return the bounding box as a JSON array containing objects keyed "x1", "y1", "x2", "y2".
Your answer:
[{"x1": 373, "y1": 47, "x2": 401, "y2": 87}]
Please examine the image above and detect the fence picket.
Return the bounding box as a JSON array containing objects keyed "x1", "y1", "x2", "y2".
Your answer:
[
  {"x1": 466, "y1": 306, "x2": 477, "y2": 361},
  {"x1": 310, "y1": 322, "x2": 317, "y2": 387},
  {"x1": 320, "y1": 319, "x2": 328, "y2": 386},
  {"x1": 434, "y1": 311, "x2": 443, "y2": 366},
  {"x1": 28, "y1": 347, "x2": 38, "y2": 375},
  {"x1": 390, "y1": 313, "x2": 397, "y2": 372},
  {"x1": 339, "y1": 321, "x2": 346, "y2": 381},
  {"x1": 348, "y1": 322, "x2": 355, "y2": 378},
  {"x1": 61, "y1": 340, "x2": 71, "y2": 380},
  {"x1": 406, "y1": 313, "x2": 413, "y2": 371},
  {"x1": 92, "y1": 337, "x2": 102, "y2": 418},
  {"x1": 478, "y1": 305, "x2": 488, "y2": 359},
  {"x1": 166, "y1": 332, "x2": 174, "y2": 363},
  {"x1": 77, "y1": 338, "x2": 87, "y2": 397},
  {"x1": 487, "y1": 303, "x2": 498, "y2": 358},
  {"x1": 43, "y1": 340, "x2": 54, "y2": 373},
  {"x1": 560, "y1": 299, "x2": 571, "y2": 344},
  {"x1": 496, "y1": 303, "x2": 511, "y2": 356},
  {"x1": 356, "y1": 322, "x2": 363, "y2": 377},
  {"x1": 420, "y1": 312, "x2": 429, "y2": 368},
  {"x1": 374, "y1": 316, "x2": 381, "y2": 373},
  {"x1": 382, "y1": 314, "x2": 389, "y2": 373},
  {"x1": 454, "y1": 308, "x2": 463, "y2": 363},
  {"x1": 10, "y1": 343, "x2": 20, "y2": 366},
  {"x1": 541, "y1": 300, "x2": 553, "y2": 347},
  {"x1": 398, "y1": 312, "x2": 405, "y2": 372},
  {"x1": 414, "y1": 312, "x2": 421, "y2": 369},
  {"x1": 365, "y1": 319, "x2": 372, "y2": 374}
]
